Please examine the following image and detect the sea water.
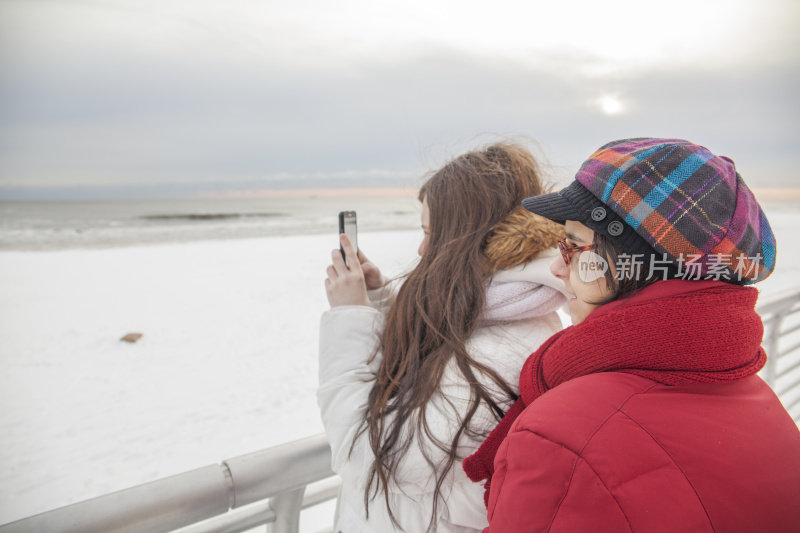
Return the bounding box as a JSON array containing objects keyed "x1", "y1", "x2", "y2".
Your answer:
[{"x1": 0, "y1": 194, "x2": 421, "y2": 250}]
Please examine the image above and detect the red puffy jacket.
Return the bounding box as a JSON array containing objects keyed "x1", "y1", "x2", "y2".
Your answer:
[{"x1": 486, "y1": 372, "x2": 800, "y2": 532}]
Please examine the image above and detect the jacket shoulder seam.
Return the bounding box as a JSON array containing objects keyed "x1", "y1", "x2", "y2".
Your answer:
[
  {"x1": 616, "y1": 408, "x2": 716, "y2": 532},
  {"x1": 544, "y1": 382, "x2": 660, "y2": 531},
  {"x1": 508, "y1": 429, "x2": 632, "y2": 533},
  {"x1": 572, "y1": 378, "x2": 660, "y2": 457}
]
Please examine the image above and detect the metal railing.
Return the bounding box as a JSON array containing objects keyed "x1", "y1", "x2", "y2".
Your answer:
[
  {"x1": 2, "y1": 286, "x2": 800, "y2": 533},
  {"x1": 757, "y1": 286, "x2": 800, "y2": 422},
  {"x1": 0, "y1": 435, "x2": 341, "y2": 533}
]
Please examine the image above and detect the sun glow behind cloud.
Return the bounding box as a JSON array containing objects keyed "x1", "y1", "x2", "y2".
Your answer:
[{"x1": 599, "y1": 95, "x2": 624, "y2": 115}]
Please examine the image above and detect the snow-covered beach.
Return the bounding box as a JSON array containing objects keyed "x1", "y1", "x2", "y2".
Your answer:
[
  {"x1": 0, "y1": 228, "x2": 422, "y2": 525},
  {"x1": 0, "y1": 204, "x2": 798, "y2": 526}
]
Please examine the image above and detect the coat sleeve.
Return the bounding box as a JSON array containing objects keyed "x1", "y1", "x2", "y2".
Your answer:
[
  {"x1": 316, "y1": 283, "x2": 394, "y2": 462},
  {"x1": 317, "y1": 305, "x2": 384, "y2": 485},
  {"x1": 486, "y1": 428, "x2": 630, "y2": 533}
]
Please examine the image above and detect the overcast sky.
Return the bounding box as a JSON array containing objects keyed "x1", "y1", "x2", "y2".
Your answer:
[{"x1": 0, "y1": 0, "x2": 798, "y2": 199}]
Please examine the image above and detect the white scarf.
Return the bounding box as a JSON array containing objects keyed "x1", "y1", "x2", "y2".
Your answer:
[{"x1": 481, "y1": 280, "x2": 565, "y2": 324}]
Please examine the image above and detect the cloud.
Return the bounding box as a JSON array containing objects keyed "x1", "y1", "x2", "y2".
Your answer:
[{"x1": 0, "y1": 0, "x2": 798, "y2": 199}]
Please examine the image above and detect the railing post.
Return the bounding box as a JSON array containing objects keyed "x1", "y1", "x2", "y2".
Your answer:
[{"x1": 266, "y1": 488, "x2": 305, "y2": 533}]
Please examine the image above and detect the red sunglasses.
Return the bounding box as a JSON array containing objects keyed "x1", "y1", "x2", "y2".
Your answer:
[{"x1": 558, "y1": 239, "x2": 596, "y2": 265}]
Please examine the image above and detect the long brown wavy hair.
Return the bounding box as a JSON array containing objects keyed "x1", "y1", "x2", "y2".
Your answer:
[{"x1": 355, "y1": 142, "x2": 552, "y2": 530}]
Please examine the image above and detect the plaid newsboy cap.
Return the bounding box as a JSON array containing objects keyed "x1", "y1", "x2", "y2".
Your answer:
[{"x1": 522, "y1": 138, "x2": 776, "y2": 284}]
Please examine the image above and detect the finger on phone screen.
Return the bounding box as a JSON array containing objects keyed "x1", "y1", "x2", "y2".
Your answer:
[{"x1": 340, "y1": 234, "x2": 360, "y2": 271}]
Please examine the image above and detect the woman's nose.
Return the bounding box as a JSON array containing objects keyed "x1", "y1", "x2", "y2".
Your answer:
[{"x1": 550, "y1": 255, "x2": 568, "y2": 280}]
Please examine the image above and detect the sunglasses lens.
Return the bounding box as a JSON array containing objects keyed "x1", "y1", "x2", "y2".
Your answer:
[{"x1": 558, "y1": 240, "x2": 570, "y2": 264}]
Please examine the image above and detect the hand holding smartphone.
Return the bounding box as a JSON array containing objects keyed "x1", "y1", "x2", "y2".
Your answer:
[
  {"x1": 326, "y1": 210, "x2": 368, "y2": 307},
  {"x1": 333, "y1": 210, "x2": 385, "y2": 290},
  {"x1": 338, "y1": 211, "x2": 358, "y2": 265}
]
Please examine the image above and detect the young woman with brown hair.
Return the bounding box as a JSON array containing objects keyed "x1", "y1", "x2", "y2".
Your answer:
[{"x1": 319, "y1": 142, "x2": 567, "y2": 532}]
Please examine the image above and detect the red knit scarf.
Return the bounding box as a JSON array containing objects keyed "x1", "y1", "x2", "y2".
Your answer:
[{"x1": 462, "y1": 279, "x2": 767, "y2": 506}]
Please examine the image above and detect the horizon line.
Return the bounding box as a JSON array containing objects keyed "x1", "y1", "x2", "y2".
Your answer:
[{"x1": 194, "y1": 187, "x2": 419, "y2": 199}]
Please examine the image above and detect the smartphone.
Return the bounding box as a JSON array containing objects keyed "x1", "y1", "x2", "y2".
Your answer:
[{"x1": 338, "y1": 210, "x2": 358, "y2": 264}]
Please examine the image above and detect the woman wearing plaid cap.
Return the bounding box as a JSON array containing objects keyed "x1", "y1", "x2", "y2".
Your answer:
[{"x1": 464, "y1": 138, "x2": 800, "y2": 532}]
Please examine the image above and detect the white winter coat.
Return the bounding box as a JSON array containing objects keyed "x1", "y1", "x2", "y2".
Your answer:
[{"x1": 317, "y1": 251, "x2": 566, "y2": 533}]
